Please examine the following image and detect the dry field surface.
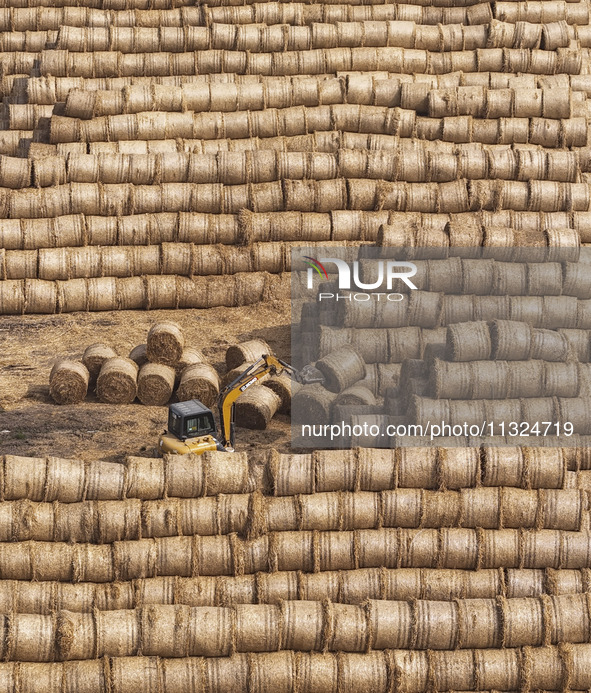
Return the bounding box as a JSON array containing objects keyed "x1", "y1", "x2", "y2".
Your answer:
[{"x1": 0, "y1": 302, "x2": 292, "y2": 460}]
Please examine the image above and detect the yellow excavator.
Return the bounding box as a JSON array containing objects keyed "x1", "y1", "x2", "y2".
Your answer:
[{"x1": 159, "y1": 354, "x2": 324, "y2": 455}]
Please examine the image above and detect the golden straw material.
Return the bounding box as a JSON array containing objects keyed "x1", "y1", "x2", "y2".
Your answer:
[
  {"x1": 96, "y1": 357, "x2": 138, "y2": 405},
  {"x1": 49, "y1": 360, "x2": 89, "y2": 405},
  {"x1": 226, "y1": 338, "x2": 271, "y2": 370},
  {"x1": 235, "y1": 385, "x2": 281, "y2": 429},
  {"x1": 0, "y1": 646, "x2": 589, "y2": 692},
  {"x1": 0, "y1": 530, "x2": 589, "y2": 580},
  {"x1": 316, "y1": 346, "x2": 366, "y2": 393},
  {"x1": 3, "y1": 567, "x2": 591, "y2": 614},
  {"x1": 146, "y1": 322, "x2": 184, "y2": 366},
  {"x1": 137, "y1": 363, "x2": 175, "y2": 406},
  {"x1": 82, "y1": 343, "x2": 117, "y2": 382},
  {"x1": 176, "y1": 363, "x2": 220, "y2": 409}
]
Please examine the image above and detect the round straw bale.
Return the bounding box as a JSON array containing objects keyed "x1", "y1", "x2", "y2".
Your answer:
[
  {"x1": 235, "y1": 385, "x2": 281, "y2": 430},
  {"x1": 490, "y1": 320, "x2": 532, "y2": 360},
  {"x1": 410, "y1": 396, "x2": 450, "y2": 427},
  {"x1": 82, "y1": 343, "x2": 117, "y2": 383},
  {"x1": 336, "y1": 385, "x2": 377, "y2": 407},
  {"x1": 96, "y1": 357, "x2": 138, "y2": 405},
  {"x1": 146, "y1": 322, "x2": 184, "y2": 366},
  {"x1": 431, "y1": 360, "x2": 473, "y2": 400},
  {"x1": 530, "y1": 329, "x2": 569, "y2": 362},
  {"x1": 544, "y1": 362, "x2": 579, "y2": 398},
  {"x1": 446, "y1": 321, "x2": 491, "y2": 362},
  {"x1": 492, "y1": 262, "x2": 528, "y2": 295},
  {"x1": 316, "y1": 346, "x2": 366, "y2": 393},
  {"x1": 506, "y1": 360, "x2": 545, "y2": 399},
  {"x1": 350, "y1": 414, "x2": 393, "y2": 448},
  {"x1": 291, "y1": 385, "x2": 337, "y2": 426},
  {"x1": 332, "y1": 404, "x2": 384, "y2": 426},
  {"x1": 176, "y1": 363, "x2": 220, "y2": 408},
  {"x1": 521, "y1": 397, "x2": 557, "y2": 426},
  {"x1": 558, "y1": 329, "x2": 590, "y2": 362},
  {"x1": 49, "y1": 360, "x2": 89, "y2": 405},
  {"x1": 137, "y1": 363, "x2": 175, "y2": 406},
  {"x1": 262, "y1": 372, "x2": 296, "y2": 414},
  {"x1": 226, "y1": 338, "x2": 271, "y2": 370},
  {"x1": 129, "y1": 345, "x2": 149, "y2": 369},
  {"x1": 174, "y1": 347, "x2": 206, "y2": 384}
]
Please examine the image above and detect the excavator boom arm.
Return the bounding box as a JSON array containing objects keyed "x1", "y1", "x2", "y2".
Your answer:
[{"x1": 217, "y1": 355, "x2": 293, "y2": 450}]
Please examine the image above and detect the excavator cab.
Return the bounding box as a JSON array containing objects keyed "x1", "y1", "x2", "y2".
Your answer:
[
  {"x1": 160, "y1": 400, "x2": 223, "y2": 455},
  {"x1": 168, "y1": 401, "x2": 216, "y2": 440},
  {"x1": 159, "y1": 353, "x2": 324, "y2": 456}
]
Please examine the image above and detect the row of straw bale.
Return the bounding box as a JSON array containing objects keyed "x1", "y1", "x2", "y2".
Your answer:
[
  {"x1": 377, "y1": 226, "x2": 584, "y2": 254},
  {"x1": 60, "y1": 80, "x2": 586, "y2": 117},
  {"x1": 410, "y1": 394, "x2": 591, "y2": 434},
  {"x1": 34, "y1": 135, "x2": 591, "y2": 169},
  {"x1": 18, "y1": 47, "x2": 580, "y2": 80},
  {"x1": 2, "y1": 149, "x2": 588, "y2": 189},
  {"x1": 370, "y1": 259, "x2": 588, "y2": 298},
  {"x1": 22, "y1": 71, "x2": 591, "y2": 106},
  {"x1": 447, "y1": 320, "x2": 591, "y2": 361},
  {"x1": 1, "y1": 241, "x2": 350, "y2": 280},
  {"x1": 1, "y1": 180, "x2": 590, "y2": 219},
  {"x1": 50, "y1": 21, "x2": 591, "y2": 54},
  {"x1": 0, "y1": 487, "x2": 583, "y2": 542},
  {"x1": 23, "y1": 132, "x2": 591, "y2": 159},
  {"x1": 430, "y1": 359, "x2": 588, "y2": 399},
  {"x1": 0, "y1": 595, "x2": 590, "y2": 661},
  {"x1": 0, "y1": 567, "x2": 589, "y2": 613},
  {"x1": 0, "y1": 210, "x2": 588, "y2": 251},
  {"x1": 354, "y1": 258, "x2": 589, "y2": 297},
  {"x1": 10, "y1": 0, "x2": 197, "y2": 8},
  {"x1": 0, "y1": 647, "x2": 590, "y2": 693},
  {"x1": 20, "y1": 145, "x2": 591, "y2": 184},
  {"x1": 0, "y1": 3, "x2": 514, "y2": 33},
  {"x1": 0, "y1": 6, "x2": 208, "y2": 30},
  {"x1": 316, "y1": 326, "x2": 446, "y2": 363},
  {"x1": 0, "y1": 445, "x2": 582, "y2": 503},
  {"x1": 316, "y1": 322, "x2": 591, "y2": 364},
  {"x1": 23, "y1": 133, "x2": 591, "y2": 164},
  {"x1": 4, "y1": 104, "x2": 53, "y2": 129},
  {"x1": 0, "y1": 529, "x2": 589, "y2": 581},
  {"x1": 331, "y1": 363, "x2": 401, "y2": 396},
  {"x1": 337, "y1": 293, "x2": 591, "y2": 329},
  {"x1": 199, "y1": 0, "x2": 591, "y2": 24},
  {"x1": 48, "y1": 109, "x2": 589, "y2": 147},
  {"x1": 0, "y1": 273, "x2": 288, "y2": 314}
]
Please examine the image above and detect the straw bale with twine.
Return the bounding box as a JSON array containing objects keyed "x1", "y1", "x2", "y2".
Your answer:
[
  {"x1": 137, "y1": 363, "x2": 175, "y2": 406},
  {"x1": 291, "y1": 385, "x2": 337, "y2": 426},
  {"x1": 49, "y1": 360, "x2": 89, "y2": 405},
  {"x1": 226, "y1": 338, "x2": 271, "y2": 370},
  {"x1": 235, "y1": 385, "x2": 281, "y2": 430},
  {"x1": 96, "y1": 357, "x2": 138, "y2": 405},
  {"x1": 316, "y1": 346, "x2": 366, "y2": 393},
  {"x1": 262, "y1": 372, "x2": 297, "y2": 414},
  {"x1": 146, "y1": 322, "x2": 184, "y2": 366},
  {"x1": 82, "y1": 343, "x2": 117, "y2": 383},
  {"x1": 446, "y1": 321, "x2": 491, "y2": 361},
  {"x1": 0, "y1": 647, "x2": 589, "y2": 692},
  {"x1": 176, "y1": 363, "x2": 220, "y2": 408}
]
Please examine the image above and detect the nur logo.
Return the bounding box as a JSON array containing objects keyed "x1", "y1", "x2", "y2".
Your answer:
[{"x1": 303, "y1": 255, "x2": 418, "y2": 293}]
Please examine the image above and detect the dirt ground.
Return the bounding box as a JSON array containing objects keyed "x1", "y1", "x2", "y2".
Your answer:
[{"x1": 0, "y1": 298, "x2": 294, "y2": 461}]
